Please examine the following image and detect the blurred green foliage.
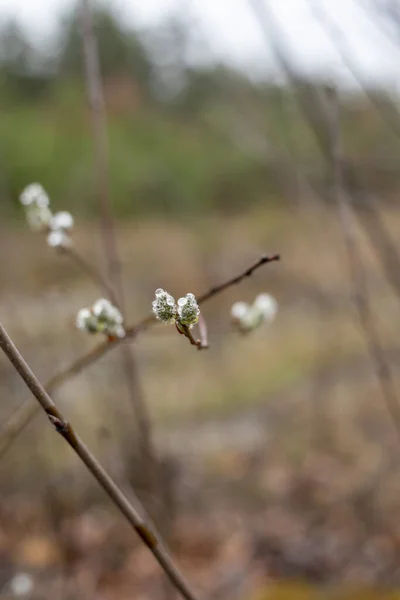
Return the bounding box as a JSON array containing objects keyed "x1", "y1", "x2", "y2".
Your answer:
[{"x1": 0, "y1": 1, "x2": 398, "y2": 218}]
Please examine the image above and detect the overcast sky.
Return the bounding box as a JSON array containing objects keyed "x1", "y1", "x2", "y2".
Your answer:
[{"x1": 0, "y1": 0, "x2": 399, "y2": 89}]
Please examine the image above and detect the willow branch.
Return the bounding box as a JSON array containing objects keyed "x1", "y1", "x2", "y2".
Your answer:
[
  {"x1": 326, "y1": 87, "x2": 400, "y2": 443},
  {"x1": 354, "y1": 196, "x2": 400, "y2": 306},
  {"x1": 62, "y1": 245, "x2": 118, "y2": 305},
  {"x1": 0, "y1": 322, "x2": 201, "y2": 600},
  {"x1": 247, "y1": 0, "x2": 332, "y2": 159},
  {"x1": 197, "y1": 254, "x2": 280, "y2": 304},
  {"x1": 0, "y1": 321, "x2": 149, "y2": 459},
  {"x1": 80, "y1": 0, "x2": 120, "y2": 288},
  {"x1": 0, "y1": 253, "x2": 279, "y2": 458},
  {"x1": 80, "y1": 0, "x2": 156, "y2": 492},
  {"x1": 197, "y1": 314, "x2": 209, "y2": 350},
  {"x1": 308, "y1": 0, "x2": 400, "y2": 142},
  {"x1": 248, "y1": 0, "x2": 400, "y2": 312}
]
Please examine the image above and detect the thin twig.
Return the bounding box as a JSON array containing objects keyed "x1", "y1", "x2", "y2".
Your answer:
[
  {"x1": 242, "y1": 2, "x2": 400, "y2": 567},
  {"x1": 62, "y1": 246, "x2": 118, "y2": 306},
  {"x1": 80, "y1": 0, "x2": 157, "y2": 496},
  {"x1": 352, "y1": 195, "x2": 400, "y2": 307},
  {"x1": 326, "y1": 86, "x2": 400, "y2": 443},
  {"x1": 0, "y1": 253, "x2": 279, "y2": 458},
  {"x1": 355, "y1": 0, "x2": 400, "y2": 49},
  {"x1": 0, "y1": 321, "x2": 148, "y2": 459},
  {"x1": 80, "y1": 0, "x2": 120, "y2": 288},
  {"x1": 308, "y1": 0, "x2": 400, "y2": 142},
  {"x1": 247, "y1": 0, "x2": 332, "y2": 159},
  {"x1": 197, "y1": 254, "x2": 280, "y2": 304},
  {"x1": 197, "y1": 314, "x2": 209, "y2": 350},
  {"x1": 249, "y1": 0, "x2": 400, "y2": 314},
  {"x1": 176, "y1": 323, "x2": 207, "y2": 350},
  {"x1": 0, "y1": 321, "x2": 201, "y2": 600}
]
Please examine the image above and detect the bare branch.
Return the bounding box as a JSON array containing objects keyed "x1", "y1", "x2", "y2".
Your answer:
[
  {"x1": 247, "y1": 0, "x2": 332, "y2": 158},
  {"x1": 80, "y1": 0, "x2": 120, "y2": 290},
  {"x1": 80, "y1": 0, "x2": 157, "y2": 495},
  {"x1": 0, "y1": 253, "x2": 279, "y2": 458},
  {"x1": 325, "y1": 86, "x2": 400, "y2": 443},
  {"x1": 197, "y1": 314, "x2": 209, "y2": 350},
  {"x1": 0, "y1": 321, "x2": 201, "y2": 600},
  {"x1": 197, "y1": 253, "x2": 280, "y2": 304},
  {"x1": 62, "y1": 245, "x2": 118, "y2": 305},
  {"x1": 248, "y1": 0, "x2": 400, "y2": 314},
  {"x1": 308, "y1": 0, "x2": 400, "y2": 142},
  {"x1": 354, "y1": 196, "x2": 400, "y2": 306}
]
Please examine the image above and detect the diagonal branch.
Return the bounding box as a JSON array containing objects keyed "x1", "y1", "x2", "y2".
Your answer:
[
  {"x1": 62, "y1": 245, "x2": 118, "y2": 306},
  {"x1": 0, "y1": 321, "x2": 201, "y2": 600},
  {"x1": 326, "y1": 87, "x2": 400, "y2": 444},
  {"x1": 247, "y1": 0, "x2": 332, "y2": 159},
  {"x1": 80, "y1": 0, "x2": 157, "y2": 495},
  {"x1": 197, "y1": 254, "x2": 280, "y2": 304},
  {"x1": 308, "y1": 0, "x2": 400, "y2": 142},
  {"x1": 0, "y1": 253, "x2": 279, "y2": 459},
  {"x1": 80, "y1": 0, "x2": 120, "y2": 289}
]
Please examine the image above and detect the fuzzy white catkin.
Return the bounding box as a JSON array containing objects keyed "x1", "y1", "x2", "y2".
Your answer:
[
  {"x1": 231, "y1": 293, "x2": 278, "y2": 332},
  {"x1": 152, "y1": 288, "x2": 177, "y2": 323},
  {"x1": 50, "y1": 211, "x2": 74, "y2": 231},
  {"x1": 92, "y1": 298, "x2": 114, "y2": 318},
  {"x1": 76, "y1": 308, "x2": 92, "y2": 330},
  {"x1": 253, "y1": 293, "x2": 278, "y2": 321},
  {"x1": 26, "y1": 205, "x2": 53, "y2": 232},
  {"x1": 20, "y1": 183, "x2": 49, "y2": 207},
  {"x1": 231, "y1": 301, "x2": 250, "y2": 320},
  {"x1": 76, "y1": 300, "x2": 125, "y2": 337},
  {"x1": 47, "y1": 230, "x2": 70, "y2": 248},
  {"x1": 177, "y1": 293, "x2": 200, "y2": 327}
]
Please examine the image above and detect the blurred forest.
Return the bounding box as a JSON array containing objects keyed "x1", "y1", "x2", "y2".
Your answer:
[
  {"x1": 4, "y1": 1, "x2": 400, "y2": 599},
  {"x1": 1, "y1": 0, "x2": 400, "y2": 218}
]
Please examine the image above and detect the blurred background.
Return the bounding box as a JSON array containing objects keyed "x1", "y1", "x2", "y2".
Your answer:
[{"x1": 2, "y1": 0, "x2": 400, "y2": 598}]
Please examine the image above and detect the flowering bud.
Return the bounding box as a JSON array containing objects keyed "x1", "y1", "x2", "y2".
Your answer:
[
  {"x1": 76, "y1": 308, "x2": 98, "y2": 333},
  {"x1": 47, "y1": 229, "x2": 72, "y2": 249},
  {"x1": 231, "y1": 293, "x2": 278, "y2": 333},
  {"x1": 76, "y1": 299, "x2": 125, "y2": 338},
  {"x1": 230, "y1": 301, "x2": 250, "y2": 321},
  {"x1": 20, "y1": 183, "x2": 49, "y2": 207},
  {"x1": 50, "y1": 211, "x2": 74, "y2": 231},
  {"x1": 20, "y1": 183, "x2": 75, "y2": 248},
  {"x1": 152, "y1": 288, "x2": 177, "y2": 324},
  {"x1": 26, "y1": 205, "x2": 53, "y2": 232},
  {"x1": 47, "y1": 211, "x2": 74, "y2": 248},
  {"x1": 93, "y1": 298, "x2": 123, "y2": 327},
  {"x1": 253, "y1": 293, "x2": 278, "y2": 321},
  {"x1": 177, "y1": 293, "x2": 200, "y2": 327}
]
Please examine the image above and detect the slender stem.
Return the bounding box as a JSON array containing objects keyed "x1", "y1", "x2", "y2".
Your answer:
[
  {"x1": 0, "y1": 322, "x2": 201, "y2": 600},
  {"x1": 0, "y1": 400, "x2": 39, "y2": 458},
  {"x1": 197, "y1": 314, "x2": 209, "y2": 350},
  {"x1": 196, "y1": 254, "x2": 280, "y2": 304},
  {"x1": 247, "y1": 0, "x2": 332, "y2": 160},
  {"x1": 80, "y1": 0, "x2": 120, "y2": 289},
  {"x1": 326, "y1": 87, "x2": 400, "y2": 444},
  {"x1": 62, "y1": 246, "x2": 118, "y2": 306},
  {"x1": 308, "y1": 0, "x2": 400, "y2": 142},
  {"x1": 246, "y1": 0, "x2": 400, "y2": 445},
  {"x1": 80, "y1": 0, "x2": 157, "y2": 497},
  {"x1": 352, "y1": 194, "x2": 400, "y2": 309},
  {"x1": 176, "y1": 323, "x2": 206, "y2": 350},
  {"x1": 0, "y1": 253, "x2": 279, "y2": 458}
]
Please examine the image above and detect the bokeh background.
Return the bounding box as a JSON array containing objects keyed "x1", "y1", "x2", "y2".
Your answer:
[{"x1": 2, "y1": 0, "x2": 400, "y2": 598}]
